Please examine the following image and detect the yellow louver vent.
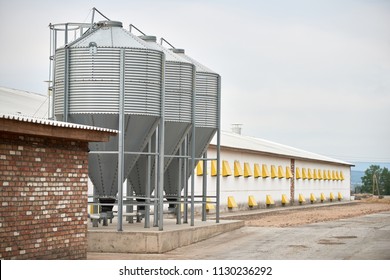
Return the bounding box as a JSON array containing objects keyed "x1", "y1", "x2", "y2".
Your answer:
[
  {"x1": 196, "y1": 161, "x2": 203, "y2": 176},
  {"x1": 278, "y1": 165, "x2": 285, "y2": 179},
  {"x1": 254, "y1": 163, "x2": 261, "y2": 178},
  {"x1": 285, "y1": 166, "x2": 292, "y2": 179},
  {"x1": 244, "y1": 162, "x2": 253, "y2": 177},
  {"x1": 296, "y1": 167, "x2": 302, "y2": 179},
  {"x1": 271, "y1": 165, "x2": 277, "y2": 178},
  {"x1": 222, "y1": 160, "x2": 232, "y2": 177},
  {"x1": 262, "y1": 164, "x2": 270, "y2": 178},
  {"x1": 302, "y1": 168, "x2": 308, "y2": 180},
  {"x1": 234, "y1": 161, "x2": 243, "y2": 177},
  {"x1": 211, "y1": 160, "x2": 217, "y2": 177}
]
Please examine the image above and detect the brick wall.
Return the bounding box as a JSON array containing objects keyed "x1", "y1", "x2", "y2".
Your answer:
[{"x1": 0, "y1": 132, "x2": 89, "y2": 259}]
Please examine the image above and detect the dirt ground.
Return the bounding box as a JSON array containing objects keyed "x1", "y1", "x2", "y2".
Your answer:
[{"x1": 230, "y1": 197, "x2": 390, "y2": 228}]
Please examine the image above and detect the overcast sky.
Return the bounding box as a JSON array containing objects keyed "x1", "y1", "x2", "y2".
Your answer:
[{"x1": 0, "y1": 0, "x2": 389, "y2": 163}]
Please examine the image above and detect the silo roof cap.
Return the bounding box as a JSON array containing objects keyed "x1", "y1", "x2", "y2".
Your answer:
[
  {"x1": 97, "y1": 20, "x2": 123, "y2": 28},
  {"x1": 138, "y1": 35, "x2": 157, "y2": 42},
  {"x1": 171, "y1": 49, "x2": 185, "y2": 54}
]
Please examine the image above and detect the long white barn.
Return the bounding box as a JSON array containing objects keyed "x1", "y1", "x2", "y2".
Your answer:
[{"x1": 194, "y1": 131, "x2": 353, "y2": 212}]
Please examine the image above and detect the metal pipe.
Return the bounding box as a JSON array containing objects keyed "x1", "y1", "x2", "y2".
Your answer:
[
  {"x1": 190, "y1": 64, "x2": 196, "y2": 227},
  {"x1": 126, "y1": 179, "x2": 134, "y2": 223},
  {"x1": 116, "y1": 49, "x2": 125, "y2": 231},
  {"x1": 216, "y1": 75, "x2": 222, "y2": 223},
  {"x1": 158, "y1": 53, "x2": 166, "y2": 231},
  {"x1": 145, "y1": 140, "x2": 151, "y2": 228},
  {"x1": 153, "y1": 130, "x2": 158, "y2": 227},
  {"x1": 48, "y1": 25, "x2": 52, "y2": 120},
  {"x1": 63, "y1": 47, "x2": 69, "y2": 122},
  {"x1": 89, "y1": 151, "x2": 158, "y2": 155},
  {"x1": 183, "y1": 135, "x2": 188, "y2": 224},
  {"x1": 177, "y1": 144, "x2": 182, "y2": 225},
  {"x1": 64, "y1": 23, "x2": 68, "y2": 45},
  {"x1": 202, "y1": 152, "x2": 207, "y2": 221},
  {"x1": 129, "y1": 24, "x2": 146, "y2": 35},
  {"x1": 160, "y1": 37, "x2": 175, "y2": 49}
]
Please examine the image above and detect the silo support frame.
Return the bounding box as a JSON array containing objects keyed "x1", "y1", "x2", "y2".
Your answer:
[
  {"x1": 202, "y1": 152, "x2": 208, "y2": 221},
  {"x1": 116, "y1": 49, "x2": 125, "y2": 231},
  {"x1": 216, "y1": 75, "x2": 221, "y2": 223},
  {"x1": 158, "y1": 53, "x2": 166, "y2": 231},
  {"x1": 144, "y1": 139, "x2": 152, "y2": 228}
]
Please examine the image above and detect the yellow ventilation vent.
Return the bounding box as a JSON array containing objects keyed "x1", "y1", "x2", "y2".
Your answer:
[
  {"x1": 323, "y1": 170, "x2": 328, "y2": 180},
  {"x1": 228, "y1": 196, "x2": 238, "y2": 209},
  {"x1": 211, "y1": 160, "x2": 217, "y2": 177},
  {"x1": 234, "y1": 161, "x2": 243, "y2": 177},
  {"x1": 340, "y1": 171, "x2": 345, "y2": 180},
  {"x1": 317, "y1": 169, "x2": 323, "y2": 180},
  {"x1": 313, "y1": 169, "x2": 318, "y2": 180},
  {"x1": 271, "y1": 165, "x2": 277, "y2": 178},
  {"x1": 248, "y1": 195, "x2": 258, "y2": 207},
  {"x1": 266, "y1": 195, "x2": 275, "y2": 205},
  {"x1": 310, "y1": 193, "x2": 317, "y2": 203},
  {"x1": 244, "y1": 162, "x2": 253, "y2": 177},
  {"x1": 298, "y1": 194, "x2": 306, "y2": 204},
  {"x1": 296, "y1": 167, "x2": 302, "y2": 179},
  {"x1": 308, "y1": 168, "x2": 313, "y2": 180},
  {"x1": 285, "y1": 166, "x2": 292, "y2": 179},
  {"x1": 196, "y1": 161, "x2": 203, "y2": 176},
  {"x1": 222, "y1": 160, "x2": 232, "y2": 177},
  {"x1": 278, "y1": 165, "x2": 285, "y2": 179},
  {"x1": 206, "y1": 198, "x2": 215, "y2": 211},
  {"x1": 262, "y1": 164, "x2": 270, "y2": 178},
  {"x1": 254, "y1": 163, "x2": 261, "y2": 178},
  {"x1": 281, "y1": 194, "x2": 289, "y2": 205},
  {"x1": 302, "y1": 168, "x2": 308, "y2": 180}
]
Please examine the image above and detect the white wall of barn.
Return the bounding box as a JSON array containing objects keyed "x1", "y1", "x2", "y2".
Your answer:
[{"x1": 193, "y1": 146, "x2": 351, "y2": 212}]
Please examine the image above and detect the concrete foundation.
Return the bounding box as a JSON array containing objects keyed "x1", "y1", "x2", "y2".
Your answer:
[{"x1": 88, "y1": 218, "x2": 244, "y2": 253}]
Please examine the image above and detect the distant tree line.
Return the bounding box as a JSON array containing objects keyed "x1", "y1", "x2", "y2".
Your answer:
[{"x1": 356, "y1": 165, "x2": 390, "y2": 195}]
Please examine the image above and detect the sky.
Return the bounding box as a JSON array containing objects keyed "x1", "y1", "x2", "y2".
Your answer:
[{"x1": 0, "y1": 0, "x2": 389, "y2": 164}]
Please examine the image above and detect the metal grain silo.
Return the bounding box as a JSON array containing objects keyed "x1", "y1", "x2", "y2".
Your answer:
[
  {"x1": 53, "y1": 21, "x2": 164, "y2": 200},
  {"x1": 164, "y1": 49, "x2": 220, "y2": 204},
  {"x1": 126, "y1": 36, "x2": 195, "y2": 211}
]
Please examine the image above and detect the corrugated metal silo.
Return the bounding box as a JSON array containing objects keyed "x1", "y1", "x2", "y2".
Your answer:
[
  {"x1": 164, "y1": 49, "x2": 220, "y2": 199},
  {"x1": 53, "y1": 21, "x2": 164, "y2": 199},
  {"x1": 127, "y1": 36, "x2": 195, "y2": 207}
]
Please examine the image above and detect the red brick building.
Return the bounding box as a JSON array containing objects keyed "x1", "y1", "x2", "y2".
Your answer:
[{"x1": 0, "y1": 114, "x2": 116, "y2": 259}]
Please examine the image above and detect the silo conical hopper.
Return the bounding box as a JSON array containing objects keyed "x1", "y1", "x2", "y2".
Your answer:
[
  {"x1": 164, "y1": 49, "x2": 220, "y2": 199},
  {"x1": 53, "y1": 21, "x2": 164, "y2": 200},
  {"x1": 127, "y1": 36, "x2": 195, "y2": 207}
]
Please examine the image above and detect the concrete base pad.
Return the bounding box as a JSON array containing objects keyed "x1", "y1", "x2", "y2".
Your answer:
[{"x1": 88, "y1": 218, "x2": 244, "y2": 253}]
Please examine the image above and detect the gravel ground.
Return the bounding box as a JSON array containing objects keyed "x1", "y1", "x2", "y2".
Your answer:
[
  {"x1": 231, "y1": 197, "x2": 390, "y2": 227},
  {"x1": 87, "y1": 197, "x2": 390, "y2": 260}
]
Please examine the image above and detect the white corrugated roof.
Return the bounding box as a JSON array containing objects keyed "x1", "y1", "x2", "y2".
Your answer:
[
  {"x1": 0, "y1": 87, "x2": 48, "y2": 118},
  {"x1": 211, "y1": 131, "x2": 353, "y2": 166},
  {"x1": 1, "y1": 113, "x2": 117, "y2": 133}
]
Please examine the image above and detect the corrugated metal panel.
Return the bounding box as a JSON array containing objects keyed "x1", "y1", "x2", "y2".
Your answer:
[
  {"x1": 165, "y1": 61, "x2": 193, "y2": 122},
  {"x1": 124, "y1": 49, "x2": 163, "y2": 116},
  {"x1": 54, "y1": 49, "x2": 65, "y2": 115},
  {"x1": 68, "y1": 48, "x2": 121, "y2": 113},
  {"x1": 0, "y1": 113, "x2": 117, "y2": 133},
  {"x1": 195, "y1": 72, "x2": 219, "y2": 128}
]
